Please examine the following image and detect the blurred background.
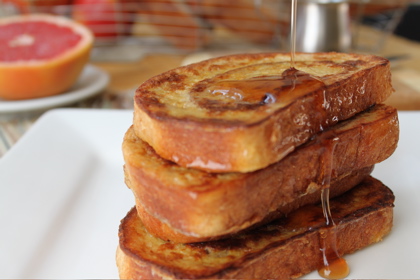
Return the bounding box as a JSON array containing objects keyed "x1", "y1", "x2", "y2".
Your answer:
[
  {"x1": 0, "y1": 0, "x2": 417, "y2": 60},
  {"x1": 0, "y1": 0, "x2": 420, "y2": 153}
]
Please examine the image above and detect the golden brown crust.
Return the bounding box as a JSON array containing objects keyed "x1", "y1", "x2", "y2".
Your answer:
[
  {"x1": 132, "y1": 166, "x2": 373, "y2": 243},
  {"x1": 124, "y1": 104, "x2": 399, "y2": 241},
  {"x1": 133, "y1": 52, "x2": 394, "y2": 172},
  {"x1": 117, "y1": 176, "x2": 395, "y2": 279}
]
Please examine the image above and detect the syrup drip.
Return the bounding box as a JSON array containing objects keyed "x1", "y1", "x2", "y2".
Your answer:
[
  {"x1": 318, "y1": 136, "x2": 350, "y2": 279},
  {"x1": 288, "y1": 0, "x2": 350, "y2": 276},
  {"x1": 319, "y1": 254, "x2": 350, "y2": 280},
  {"x1": 205, "y1": 68, "x2": 324, "y2": 108},
  {"x1": 200, "y1": 0, "x2": 325, "y2": 111},
  {"x1": 290, "y1": 0, "x2": 297, "y2": 68}
]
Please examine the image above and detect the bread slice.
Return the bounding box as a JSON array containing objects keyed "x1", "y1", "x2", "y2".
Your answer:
[
  {"x1": 133, "y1": 52, "x2": 394, "y2": 172},
  {"x1": 131, "y1": 166, "x2": 372, "y2": 243},
  {"x1": 123, "y1": 104, "x2": 398, "y2": 242},
  {"x1": 116, "y1": 176, "x2": 395, "y2": 279}
]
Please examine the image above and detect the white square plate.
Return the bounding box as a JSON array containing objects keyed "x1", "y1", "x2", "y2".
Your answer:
[
  {"x1": 0, "y1": 109, "x2": 419, "y2": 279},
  {"x1": 0, "y1": 109, "x2": 133, "y2": 279}
]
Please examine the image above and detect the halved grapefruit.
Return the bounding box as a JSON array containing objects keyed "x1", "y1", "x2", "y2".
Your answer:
[{"x1": 0, "y1": 14, "x2": 94, "y2": 100}]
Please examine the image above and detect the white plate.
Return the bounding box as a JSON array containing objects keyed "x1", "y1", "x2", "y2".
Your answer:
[
  {"x1": 0, "y1": 65, "x2": 109, "y2": 113},
  {"x1": 0, "y1": 109, "x2": 419, "y2": 279}
]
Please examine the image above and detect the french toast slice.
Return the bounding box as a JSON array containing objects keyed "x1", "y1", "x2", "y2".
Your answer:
[
  {"x1": 133, "y1": 52, "x2": 394, "y2": 172},
  {"x1": 123, "y1": 104, "x2": 399, "y2": 241},
  {"x1": 131, "y1": 166, "x2": 373, "y2": 243},
  {"x1": 116, "y1": 176, "x2": 395, "y2": 279}
]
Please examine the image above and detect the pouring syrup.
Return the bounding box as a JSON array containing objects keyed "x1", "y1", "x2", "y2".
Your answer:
[
  {"x1": 316, "y1": 135, "x2": 349, "y2": 279},
  {"x1": 290, "y1": 0, "x2": 297, "y2": 68},
  {"x1": 289, "y1": 0, "x2": 349, "y2": 278}
]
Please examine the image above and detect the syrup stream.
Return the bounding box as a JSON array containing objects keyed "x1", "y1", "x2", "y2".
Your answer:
[
  {"x1": 290, "y1": 0, "x2": 297, "y2": 68},
  {"x1": 317, "y1": 136, "x2": 350, "y2": 279},
  {"x1": 288, "y1": 0, "x2": 350, "y2": 277},
  {"x1": 320, "y1": 137, "x2": 339, "y2": 228}
]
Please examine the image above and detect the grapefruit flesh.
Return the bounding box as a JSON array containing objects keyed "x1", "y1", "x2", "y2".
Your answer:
[{"x1": 0, "y1": 14, "x2": 94, "y2": 100}]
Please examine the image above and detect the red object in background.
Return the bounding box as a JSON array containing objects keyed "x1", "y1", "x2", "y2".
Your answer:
[
  {"x1": 72, "y1": 0, "x2": 119, "y2": 41},
  {"x1": 72, "y1": 0, "x2": 137, "y2": 42},
  {"x1": 3, "y1": 0, "x2": 72, "y2": 14},
  {"x1": 72, "y1": 0, "x2": 126, "y2": 41}
]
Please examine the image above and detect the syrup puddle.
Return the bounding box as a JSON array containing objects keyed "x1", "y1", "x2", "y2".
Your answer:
[{"x1": 206, "y1": 68, "x2": 324, "y2": 107}]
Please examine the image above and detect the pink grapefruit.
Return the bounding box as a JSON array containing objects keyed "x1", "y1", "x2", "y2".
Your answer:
[{"x1": 0, "y1": 14, "x2": 94, "y2": 100}]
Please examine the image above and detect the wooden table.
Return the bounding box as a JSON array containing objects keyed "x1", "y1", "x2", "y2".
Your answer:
[{"x1": 381, "y1": 33, "x2": 420, "y2": 110}]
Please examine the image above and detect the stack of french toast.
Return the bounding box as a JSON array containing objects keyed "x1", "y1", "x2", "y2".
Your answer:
[{"x1": 117, "y1": 52, "x2": 399, "y2": 279}]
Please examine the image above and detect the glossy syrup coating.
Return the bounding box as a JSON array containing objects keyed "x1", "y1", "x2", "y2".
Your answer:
[
  {"x1": 133, "y1": 52, "x2": 393, "y2": 172},
  {"x1": 117, "y1": 176, "x2": 395, "y2": 279},
  {"x1": 123, "y1": 104, "x2": 399, "y2": 242}
]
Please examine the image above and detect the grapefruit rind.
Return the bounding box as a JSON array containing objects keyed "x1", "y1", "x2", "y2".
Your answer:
[{"x1": 0, "y1": 14, "x2": 94, "y2": 100}]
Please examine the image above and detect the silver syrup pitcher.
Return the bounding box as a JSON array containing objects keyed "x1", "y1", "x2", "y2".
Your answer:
[{"x1": 295, "y1": 0, "x2": 353, "y2": 52}]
